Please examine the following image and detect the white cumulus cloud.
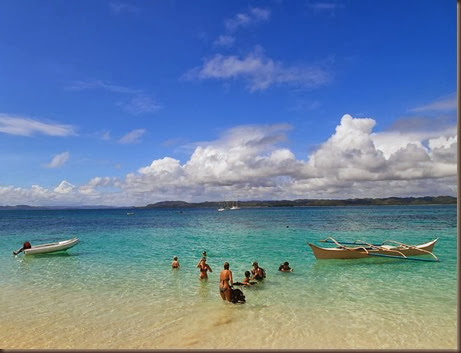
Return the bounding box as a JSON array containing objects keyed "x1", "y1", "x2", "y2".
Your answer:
[{"x1": 0, "y1": 114, "x2": 456, "y2": 206}]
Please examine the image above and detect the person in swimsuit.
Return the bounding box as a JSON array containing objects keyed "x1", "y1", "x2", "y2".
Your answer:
[
  {"x1": 171, "y1": 256, "x2": 180, "y2": 269},
  {"x1": 197, "y1": 257, "x2": 212, "y2": 279},
  {"x1": 251, "y1": 262, "x2": 265, "y2": 280},
  {"x1": 219, "y1": 262, "x2": 233, "y2": 301}
]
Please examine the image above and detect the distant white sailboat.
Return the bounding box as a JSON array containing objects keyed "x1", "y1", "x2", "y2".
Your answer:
[
  {"x1": 230, "y1": 201, "x2": 240, "y2": 210},
  {"x1": 217, "y1": 202, "x2": 227, "y2": 211}
]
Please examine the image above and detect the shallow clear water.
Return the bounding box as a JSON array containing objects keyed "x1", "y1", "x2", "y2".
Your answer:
[{"x1": 0, "y1": 205, "x2": 457, "y2": 349}]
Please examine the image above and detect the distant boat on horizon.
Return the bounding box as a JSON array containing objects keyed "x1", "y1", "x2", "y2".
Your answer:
[
  {"x1": 230, "y1": 200, "x2": 240, "y2": 210},
  {"x1": 217, "y1": 202, "x2": 227, "y2": 211}
]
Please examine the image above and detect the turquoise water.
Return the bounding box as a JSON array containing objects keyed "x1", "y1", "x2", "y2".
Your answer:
[{"x1": 0, "y1": 205, "x2": 457, "y2": 349}]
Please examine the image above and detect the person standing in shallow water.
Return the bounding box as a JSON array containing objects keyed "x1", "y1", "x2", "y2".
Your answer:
[
  {"x1": 251, "y1": 262, "x2": 265, "y2": 280},
  {"x1": 171, "y1": 256, "x2": 180, "y2": 269},
  {"x1": 219, "y1": 262, "x2": 233, "y2": 302},
  {"x1": 197, "y1": 257, "x2": 212, "y2": 279}
]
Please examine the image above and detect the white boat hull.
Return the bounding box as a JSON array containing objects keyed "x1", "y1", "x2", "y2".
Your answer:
[{"x1": 24, "y1": 238, "x2": 79, "y2": 255}]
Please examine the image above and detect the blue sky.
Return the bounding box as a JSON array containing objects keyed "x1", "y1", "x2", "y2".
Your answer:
[{"x1": 0, "y1": 0, "x2": 457, "y2": 206}]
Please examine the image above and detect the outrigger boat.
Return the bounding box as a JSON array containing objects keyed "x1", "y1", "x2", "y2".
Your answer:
[
  {"x1": 13, "y1": 238, "x2": 79, "y2": 255},
  {"x1": 308, "y1": 237, "x2": 439, "y2": 262}
]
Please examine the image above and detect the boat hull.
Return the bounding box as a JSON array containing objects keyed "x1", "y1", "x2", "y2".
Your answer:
[
  {"x1": 24, "y1": 238, "x2": 79, "y2": 255},
  {"x1": 308, "y1": 239, "x2": 437, "y2": 260}
]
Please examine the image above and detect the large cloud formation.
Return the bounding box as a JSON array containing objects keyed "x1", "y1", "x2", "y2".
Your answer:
[{"x1": 0, "y1": 114, "x2": 456, "y2": 206}]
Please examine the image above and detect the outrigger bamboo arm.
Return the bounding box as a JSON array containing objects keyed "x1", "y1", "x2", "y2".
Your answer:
[
  {"x1": 320, "y1": 238, "x2": 382, "y2": 246},
  {"x1": 320, "y1": 237, "x2": 406, "y2": 256},
  {"x1": 354, "y1": 239, "x2": 408, "y2": 258},
  {"x1": 321, "y1": 237, "x2": 345, "y2": 248},
  {"x1": 380, "y1": 240, "x2": 439, "y2": 261},
  {"x1": 367, "y1": 253, "x2": 440, "y2": 262}
]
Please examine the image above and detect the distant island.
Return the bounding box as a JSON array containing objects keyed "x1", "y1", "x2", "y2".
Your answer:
[
  {"x1": 0, "y1": 205, "x2": 120, "y2": 210},
  {"x1": 137, "y1": 196, "x2": 457, "y2": 209},
  {"x1": 0, "y1": 196, "x2": 456, "y2": 210}
]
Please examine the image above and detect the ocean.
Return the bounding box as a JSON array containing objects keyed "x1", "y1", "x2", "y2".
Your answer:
[{"x1": 0, "y1": 205, "x2": 457, "y2": 349}]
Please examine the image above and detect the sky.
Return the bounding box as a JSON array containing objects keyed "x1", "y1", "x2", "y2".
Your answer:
[{"x1": 0, "y1": 0, "x2": 457, "y2": 207}]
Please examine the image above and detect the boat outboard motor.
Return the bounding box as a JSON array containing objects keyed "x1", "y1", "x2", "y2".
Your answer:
[{"x1": 13, "y1": 241, "x2": 31, "y2": 255}]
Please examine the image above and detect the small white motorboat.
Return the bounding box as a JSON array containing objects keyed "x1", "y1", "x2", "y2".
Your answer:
[{"x1": 14, "y1": 238, "x2": 79, "y2": 255}]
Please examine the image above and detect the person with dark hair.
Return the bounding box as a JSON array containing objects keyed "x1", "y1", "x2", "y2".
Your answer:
[
  {"x1": 171, "y1": 256, "x2": 180, "y2": 269},
  {"x1": 251, "y1": 262, "x2": 265, "y2": 280},
  {"x1": 242, "y1": 271, "x2": 252, "y2": 285},
  {"x1": 278, "y1": 261, "x2": 293, "y2": 272},
  {"x1": 232, "y1": 271, "x2": 257, "y2": 286},
  {"x1": 197, "y1": 257, "x2": 212, "y2": 279},
  {"x1": 219, "y1": 262, "x2": 233, "y2": 301}
]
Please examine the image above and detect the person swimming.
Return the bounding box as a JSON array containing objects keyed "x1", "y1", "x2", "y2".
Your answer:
[
  {"x1": 219, "y1": 262, "x2": 233, "y2": 302},
  {"x1": 197, "y1": 257, "x2": 212, "y2": 279},
  {"x1": 171, "y1": 256, "x2": 180, "y2": 269},
  {"x1": 278, "y1": 261, "x2": 293, "y2": 272}
]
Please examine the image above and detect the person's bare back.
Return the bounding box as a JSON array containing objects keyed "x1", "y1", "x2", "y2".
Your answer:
[{"x1": 219, "y1": 262, "x2": 233, "y2": 301}]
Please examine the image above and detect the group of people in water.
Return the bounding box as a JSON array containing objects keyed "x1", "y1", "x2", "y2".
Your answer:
[{"x1": 171, "y1": 251, "x2": 293, "y2": 303}]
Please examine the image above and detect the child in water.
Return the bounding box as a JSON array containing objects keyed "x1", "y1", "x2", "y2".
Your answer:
[
  {"x1": 242, "y1": 271, "x2": 252, "y2": 286},
  {"x1": 233, "y1": 271, "x2": 256, "y2": 286}
]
